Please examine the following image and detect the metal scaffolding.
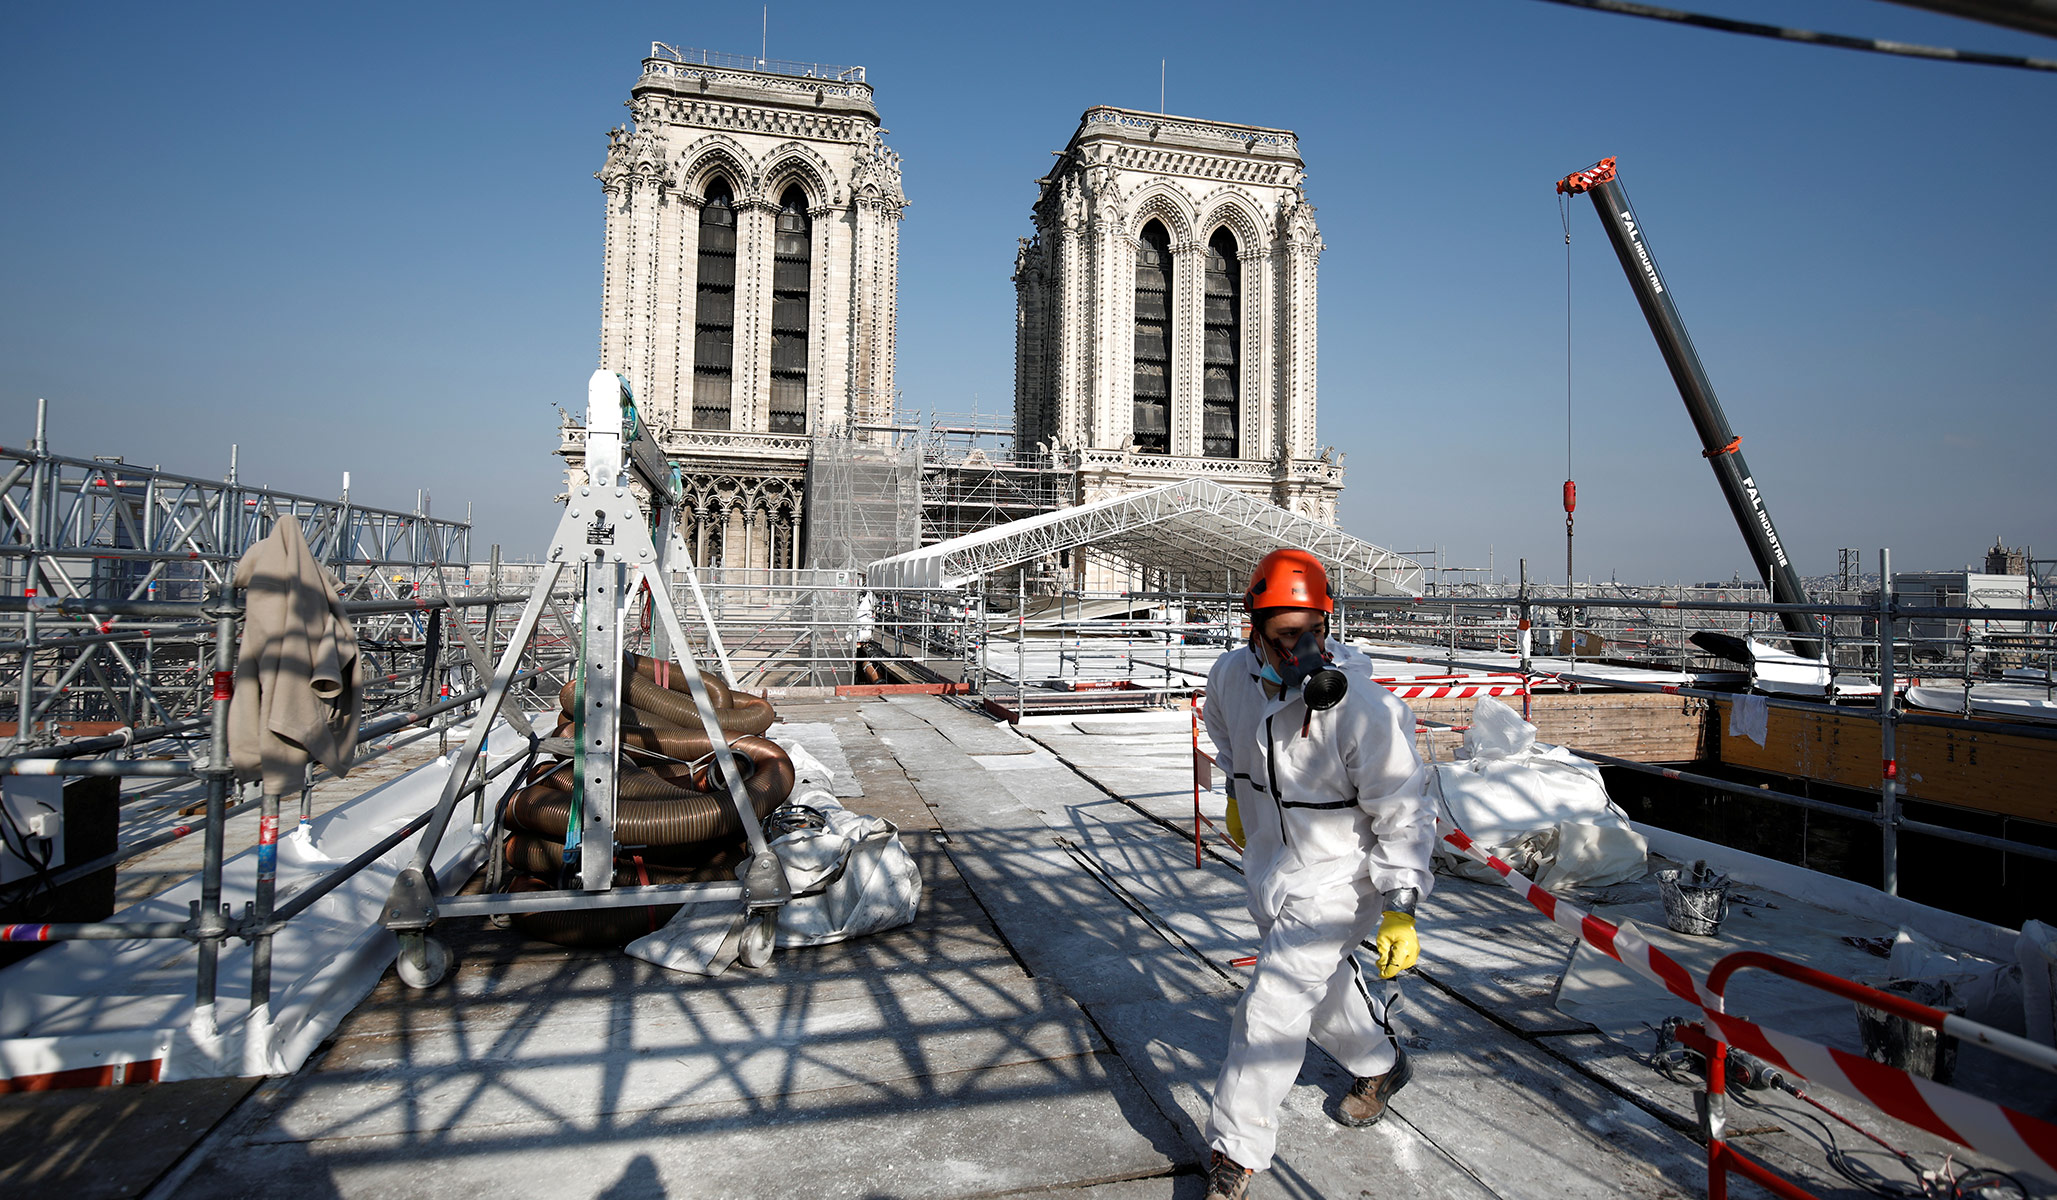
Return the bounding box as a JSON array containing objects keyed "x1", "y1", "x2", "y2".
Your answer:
[
  {"x1": 908, "y1": 407, "x2": 1070, "y2": 547},
  {"x1": 2, "y1": 403, "x2": 478, "y2": 751},
  {"x1": 802, "y1": 432, "x2": 920, "y2": 572},
  {"x1": 865, "y1": 476, "x2": 1423, "y2": 597},
  {"x1": 377, "y1": 369, "x2": 791, "y2": 987}
]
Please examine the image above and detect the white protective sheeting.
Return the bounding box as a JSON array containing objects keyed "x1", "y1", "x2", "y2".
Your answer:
[
  {"x1": 627, "y1": 740, "x2": 921, "y2": 976},
  {"x1": 1428, "y1": 698, "x2": 1647, "y2": 890},
  {"x1": 623, "y1": 900, "x2": 749, "y2": 977},
  {"x1": 1906, "y1": 684, "x2": 2057, "y2": 726},
  {"x1": 0, "y1": 720, "x2": 522, "y2": 1084}
]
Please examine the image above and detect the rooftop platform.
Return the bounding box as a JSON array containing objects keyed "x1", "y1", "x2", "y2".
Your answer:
[{"x1": 5, "y1": 697, "x2": 2051, "y2": 1199}]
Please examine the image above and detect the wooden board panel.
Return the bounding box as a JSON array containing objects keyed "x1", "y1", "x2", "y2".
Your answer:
[
  {"x1": 1713, "y1": 698, "x2": 2056, "y2": 824},
  {"x1": 1411, "y1": 691, "x2": 1709, "y2": 763}
]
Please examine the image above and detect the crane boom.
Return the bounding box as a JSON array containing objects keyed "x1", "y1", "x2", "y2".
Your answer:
[{"x1": 1557, "y1": 158, "x2": 1821, "y2": 658}]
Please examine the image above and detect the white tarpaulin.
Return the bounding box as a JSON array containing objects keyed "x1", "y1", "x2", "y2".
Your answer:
[
  {"x1": 1429, "y1": 698, "x2": 1647, "y2": 890},
  {"x1": 626, "y1": 739, "x2": 921, "y2": 976}
]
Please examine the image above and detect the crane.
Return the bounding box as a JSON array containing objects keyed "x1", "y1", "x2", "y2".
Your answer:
[{"x1": 1557, "y1": 157, "x2": 1822, "y2": 659}]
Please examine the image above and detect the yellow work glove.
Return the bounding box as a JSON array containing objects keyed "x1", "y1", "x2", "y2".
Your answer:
[
  {"x1": 1225, "y1": 788, "x2": 1244, "y2": 847},
  {"x1": 1375, "y1": 911, "x2": 1419, "y2": 978}
]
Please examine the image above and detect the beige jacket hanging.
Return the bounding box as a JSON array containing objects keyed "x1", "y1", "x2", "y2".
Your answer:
[{"x1": 228, "y1": 515, "x2": 361, "y2": 796}]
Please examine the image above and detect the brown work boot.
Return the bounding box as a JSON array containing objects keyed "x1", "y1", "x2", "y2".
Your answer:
[
  {"x1": 1204, "y1": 1149, "x2": 1254, "y2": 1199},
  {"x1": 1335, "y1": 1046, "x2": 1413, "y2": 1127}
]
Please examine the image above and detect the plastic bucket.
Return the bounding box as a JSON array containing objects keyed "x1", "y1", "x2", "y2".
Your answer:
[
  {"x1": 1656, "y1": 861, "x2": 1730, "y2": 937},
  {"x1": 1855, "y1": 980, "x2": 1958, "y2": 1084}
]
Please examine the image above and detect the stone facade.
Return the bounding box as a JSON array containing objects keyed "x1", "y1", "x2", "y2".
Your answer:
[
  {"x1": 571, "y1": 46, "x2": 907, "y2": 569},
  {"x1": 1014, "y1": 107, "x2": 1343, "y2": 527}
]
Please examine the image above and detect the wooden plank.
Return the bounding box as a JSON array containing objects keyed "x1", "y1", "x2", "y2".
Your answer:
[
  {"x1": 1410, "y1": 691, "x2": 1709, "y2": 763},
  {"x1": 0, "y1": 1075, "x2": 258, "y2": 1200},
  {"x1": 1712, "y1": 698, "x2": 2057, "y2": 823},
  {"x1": 833, "y1": 681, "x2": 972, "y2": 697}
]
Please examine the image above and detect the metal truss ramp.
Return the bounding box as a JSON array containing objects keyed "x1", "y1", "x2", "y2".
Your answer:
[{"x1": 864, "y1": 477, "x2": 1422, "y2": 596}]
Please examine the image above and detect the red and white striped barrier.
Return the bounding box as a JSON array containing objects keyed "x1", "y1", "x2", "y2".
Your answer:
[
  {"x1": 1386, "y1": 682, "x2": 1531, "y2": 701},
  {"x1": 1436, "y1": 825, "x2": 2057, "y2": 1184},
  {"x1": 1708, "y1": 1009, "x2": 2057, "y2": 1180},
  {"x1": 1440, "y1": 827, "x2": 1708, "y2": 1008}
]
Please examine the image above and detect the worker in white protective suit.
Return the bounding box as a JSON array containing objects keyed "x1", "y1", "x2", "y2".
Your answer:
[{"x1": 1201, "y1": 548, "x2": 1436, "y2": 1200}]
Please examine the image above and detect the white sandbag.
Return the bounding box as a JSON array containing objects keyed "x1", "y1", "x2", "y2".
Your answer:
[
  {"x1": 772, "y1": 789, "x2": 922, "y2": 949},
  {"x1": 1430, "y1": 698, "x2": 1645, "y2": 889},
  {"x1": 1433, "y1": 753, "x2": 1610, "y2": 845},
  {"x1": 628, "y1": 789, "x2": 924, "y2": 974},
  {"x1": 1538, "y1": 820, "x2": 1650, "y2": 891},
  {"x1": 1438, "y1": 824, "x2": 1557, "y2": 885}
]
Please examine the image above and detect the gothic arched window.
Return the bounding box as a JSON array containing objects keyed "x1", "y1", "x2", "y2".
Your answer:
[
  {"x1": 1203, "y1": 228, "x2": 1241, "y2": 458},
  {"x1": 769, "y1": 186, "x2": 812, "y2": 434},
  {"x1": 693, "y1": 178, "x2": 738, "y2": 430},
  {"x1": 1132, "y1": 220, "x2": 1172, "y2": 455}
]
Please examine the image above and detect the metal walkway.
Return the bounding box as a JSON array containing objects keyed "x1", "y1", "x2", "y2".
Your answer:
[{"x1": 865, "y1": 477, "x2": 1422, "y2": 596}]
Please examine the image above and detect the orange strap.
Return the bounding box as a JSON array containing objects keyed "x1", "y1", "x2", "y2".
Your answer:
[
  {"x1": 630, "y1": 853, "x2": 657, "y2": 932},
  {"x1": 1703, "y1": 436, "x2": 1742, "y2": 458}
]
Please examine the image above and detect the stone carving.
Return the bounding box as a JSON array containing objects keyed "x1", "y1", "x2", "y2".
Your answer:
[
  {"x1": 677, "y1": 135, "x2": 760, "y2": 202},
  {"x1": 1013, "y1": 236, "x2": 1038, "y2": 280},
  {"x1": 597, "y1": 126, "x2": 676, "y2": 193},
  {"x1": 849, "y1": 127, "x2": 906, "y2": 209},
  {"x1": 760, "y1": 140, "x2": 845, "y2": 207},
  {"x1": 1081, "y1": 106, "x2": 1297, "y2": 154}
]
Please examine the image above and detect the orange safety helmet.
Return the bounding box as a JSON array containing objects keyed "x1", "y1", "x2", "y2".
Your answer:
[{"x1": 1243, "y1": 548, "x2": 1334, "y2": 614}]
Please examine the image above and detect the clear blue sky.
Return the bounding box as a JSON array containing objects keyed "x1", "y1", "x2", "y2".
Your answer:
[{"x1": 4, "y1": 1, "x2": 2051, "y2": 584}]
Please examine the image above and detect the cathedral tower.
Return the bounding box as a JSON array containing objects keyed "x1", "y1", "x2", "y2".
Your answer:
[
  {"x1": 1014, "y1": 107, "x2": 1341, "y2": 523},
  {"x1": 585, "y1": 45, "x2": 907, "y2": 568}
]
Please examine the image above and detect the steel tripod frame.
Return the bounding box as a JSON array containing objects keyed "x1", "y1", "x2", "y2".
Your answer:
[{"x1": 379, "y1": 371, "x2": 790, "y2": 985}]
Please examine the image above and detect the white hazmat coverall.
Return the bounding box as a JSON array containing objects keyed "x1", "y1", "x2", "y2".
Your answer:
[{"x1": 1202, "y1": 639, "x2": 1435, "y2": 1171}]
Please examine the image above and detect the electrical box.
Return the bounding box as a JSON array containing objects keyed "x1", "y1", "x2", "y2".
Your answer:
[
  {"x1": 1, "y1": 776, "x2": 65, "y2": 885},
  {"x1": 1, "y1": 777, "x2": 119, "y2": 967}
]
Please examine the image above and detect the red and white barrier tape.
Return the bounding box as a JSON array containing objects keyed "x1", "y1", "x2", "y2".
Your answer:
[
  {"x1": 1436, "y1": 825, "x2": 2057, "y2": 1179},
  {"x1": 1387, "y1": 683, "x2": 1531, "y2": 700}
]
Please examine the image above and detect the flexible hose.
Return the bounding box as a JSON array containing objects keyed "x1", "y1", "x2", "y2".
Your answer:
[
  {"x1": 505, "y1": 655, "x2": 784, "y2": 948},
  {"x1": 503, "y1": 830, "x2": 748, "y2": 875},
  {"x1": 623, "y1": 653, "x2": 733, "y2": 708},
  {"x1": 524, "y1": 733, "x2": 793, "y2": 808},
  {"x1": 551, "y1": 718, "x2": 786, "y2": 773},
  {"x1": 627, "y1": 671, "x2": 776, "y2": 735},
  {"x1": 555, "y1": 673, "x2": 775, "y2": 736},
  {"x1": 504, "y1": 768, "x2": 784, "y2": 846}
]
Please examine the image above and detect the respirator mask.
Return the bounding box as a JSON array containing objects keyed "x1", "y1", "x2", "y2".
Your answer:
[{"x1": 1260, "y1": 628, "x2": 1349, "y2": 711}]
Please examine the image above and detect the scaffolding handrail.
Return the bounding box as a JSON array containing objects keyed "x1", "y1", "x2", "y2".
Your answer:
[{"x1": 646, "y1": 42, "x2": 866, "y2": 83}]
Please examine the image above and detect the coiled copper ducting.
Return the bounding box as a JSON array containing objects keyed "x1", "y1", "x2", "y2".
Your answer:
[{"x1": 505, "y1": 654, "x2": 789, "y2": 949}]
